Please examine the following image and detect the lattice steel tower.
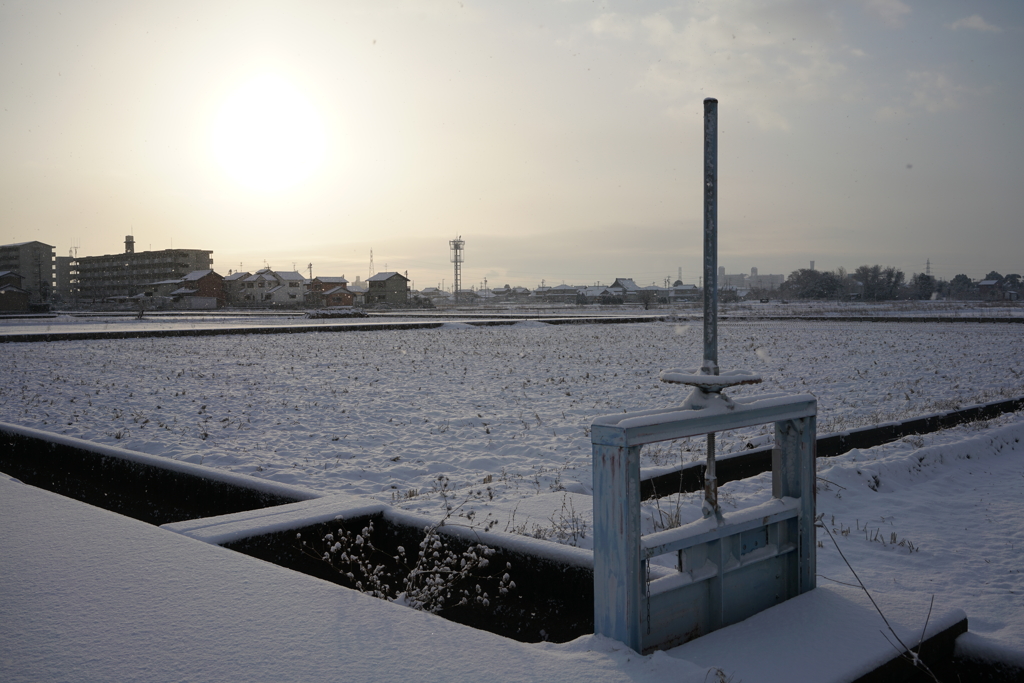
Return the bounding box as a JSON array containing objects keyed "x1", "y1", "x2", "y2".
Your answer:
[{"x1": 450, "y1": 236, "x2": 464, "y2": 304}]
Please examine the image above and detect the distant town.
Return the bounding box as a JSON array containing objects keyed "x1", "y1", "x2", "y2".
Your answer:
[{"x1": 0, "y1": 237, "x2": 1018, "y2": 313}]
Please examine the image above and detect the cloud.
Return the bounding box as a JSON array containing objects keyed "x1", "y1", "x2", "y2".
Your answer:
[
  {"x1": 588, "y1": 12, "x2": 635, "y2": 41},
  {"x1": 863, "y1": 0, "x2": 911, "y2": 28},
  {"x1": 590, "y1": 2, "x2": 847, "y2": 130},
  {"x1": 875, "y1": 70, "x2": 968, "y2": 119},
  {"x1": 948, "y1": 15, "x2": 1001, "y2": 33}
]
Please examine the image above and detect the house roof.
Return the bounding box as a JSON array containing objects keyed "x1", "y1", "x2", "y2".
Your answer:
[
  {"x1": 318, "y1": 276, "x2": 349, "y2": 284},
  {"x1": 267, "y1": 285, "x2": 285, "y2": 293},
  {"x1": 224, "y1": 272, "x2": 250, "y2": 281},
  {"x1": 367, "y1": 271, "x2": 408, "y2": 282},
  {"x1": 170, "y1": 287, "x2": 198, "y2": 296},
  {"x1": 979, "y1": 280, "x2": 999, "y2": 286},
  {"x1": 244, "y1": 272, "x2": 278, "y2": 282},
  {"x1": 0, "y1": 283, "x2": 29, "y2": 294},
  {"x1": 347, "y1": 284, "x2": 368, "y2": 293},
  {"x1": 182, "y1": 269, "x2": 215, "y2": 281},
  {"x1": 0, "y1": 270, "x2": 22, "y2": 279},
  {"x1": 324, "y1": 286, "x2": 351, "y2": 296},
  {"x1": 0, "y1": 241, "x2": 54, "y2": 249},
  {"x1": 611, "y1": 278, "x2": 641, "y2": 291},
  {"x1": 277, "y1": 271, "x2": 305, "y2": 282}
]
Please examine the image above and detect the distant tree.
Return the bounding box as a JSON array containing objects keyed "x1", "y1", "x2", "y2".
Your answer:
[
  {"x1": 719, "y1": 289, "x2": 740, "y2": 304},
  {"x1": 853, "y1": 265, "x2": 904, "y2": 300},
  {"x1": 910, "y1": 273, "x2": 936, "y2": 300},
  {"x1": 637, "y1": 290, "x2": 656, "y2": 309},
  {"x1": 781, "y1": 269, "x2": 843, "y2": 299},
  {"x1": 1005, "y1": 273, "x2": 1021, "y2": 288},
  {"x1": 949, "y1": 274, "x2": 974, "y2": 300},
  {"x1": 985, "y1": 271, "x2": 1003, "y2": 282}
]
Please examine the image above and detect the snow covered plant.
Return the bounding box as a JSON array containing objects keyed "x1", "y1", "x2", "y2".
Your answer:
[{"x1": 299, "y1": 519, "x2": 515, "y2": 614}]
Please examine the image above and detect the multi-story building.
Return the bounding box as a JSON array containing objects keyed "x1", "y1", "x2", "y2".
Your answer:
[
  {"x1": 0, "y1": 241, "x2": 56, "y2": 304},
  {"x1": 55, "y1": 256, "x2": 79, "y2": 305},
  {"x1": 76, "y1": 236, "x2": 213, "y2": 301}
]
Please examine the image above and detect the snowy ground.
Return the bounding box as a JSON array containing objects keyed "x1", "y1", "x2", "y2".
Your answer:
[{"x1": 2, "y1": 317, "x2": 1022, "y2": 653}]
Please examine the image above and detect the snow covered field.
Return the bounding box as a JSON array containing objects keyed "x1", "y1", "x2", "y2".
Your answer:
[{"x1": 2, "y1": 318, "x2": 1023, "y2": 652}]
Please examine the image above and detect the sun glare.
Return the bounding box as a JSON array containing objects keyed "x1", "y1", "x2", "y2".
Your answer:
[{"x1": 211, "y1": 74, "x2": 327, "y2": 192}]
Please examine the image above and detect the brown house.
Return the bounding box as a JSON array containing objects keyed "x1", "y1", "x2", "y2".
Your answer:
[{"x1": 0, "y1": 271, "x2": 30, "y2": 312}]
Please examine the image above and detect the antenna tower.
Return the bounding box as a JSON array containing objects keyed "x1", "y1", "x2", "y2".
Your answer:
[
  {"x1": 369, "y1": 249, "x2": 374, "y2": 279},
  {"x1": 450, "y1": 236, "x2": 465, "y2": 304},
  {"x1": 926, "y1": 258, "x2": 931, "y2": 277}
]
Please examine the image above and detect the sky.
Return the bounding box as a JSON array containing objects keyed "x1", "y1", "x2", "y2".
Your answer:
[{"x1": 1, "y1": 0, "x2": 1022, "y2": 291}]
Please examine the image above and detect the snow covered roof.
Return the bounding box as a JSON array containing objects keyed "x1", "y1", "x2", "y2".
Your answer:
[
  {"x1": 317, "y1": 276, "x2": 349, "y2": 284},
  {"x1": 267, "y1": 285, "x2": 285, "y2": 293},
  {"x1": 979, "y1": 280, "x2": 999, "y2": 286},
  {"x1": 368, "y1": 271, "x2": 408, "y2": 282},
  {"x1": 277, "y1": 271, "x2": 305, "y2": 282},
  {"x1": 475, "y1": 289, "x2": 496, "y2": 298},
  {"x1": 170, "y1": 287, "x2": 198, "y2": 296},
  {"x1": 323, "y1": 286, "x2": 351, "y2": 296},
  {"x1": 0, "y1": 283, "x2": 28, "y2": 294},
  {"x1": 611, "y1": 278, "x2": 640, "y2": 291},
  {"x1": 224, "y1": 272, "x2": 250, "y2": 281},
  {"x1": 181, "y1": 270, "x2": 214, "y2": 281},
  {"x1": 244, "y1": 272, "x2": 278, "y2": 282},
  {"x1": 580, "y1": 286, "x2": 613, "y2": 296},
  {"x1": 0, "y1": 270, "x2": 19, "y2": 279},
  {"x1": 347, "y1": 284, "x2": 368, "y2": 293}
]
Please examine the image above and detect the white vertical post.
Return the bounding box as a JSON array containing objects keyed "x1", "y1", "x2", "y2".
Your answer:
[
  {"x1": 592, "y1": 443, "x2": 643, "y2": 652},
  {"x1": 773, "y1": 416, "x2": 817, "y2": 593}
]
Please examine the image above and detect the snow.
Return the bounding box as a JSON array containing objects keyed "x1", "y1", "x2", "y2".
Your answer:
[
  {"x1": 0, "y1": 473, "x2": 980, "y2": 683},
  {"x1": 2, "y1": 316, "x2": 1024, "y2": 678}
]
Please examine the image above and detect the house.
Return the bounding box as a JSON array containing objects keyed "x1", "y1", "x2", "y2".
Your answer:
[
  {"x1": 223, "y1": 271, "x2": 251, "y2": 306},
  {"x1": 579, "y1": 286, "x2": 617, "y2": 304},
  {"x1": 308, "y1": 276, "x2": 350, "y2": 308},
  {"x1": 0, "y1": 271, "x2": 30, "y2": 312},
  {"x1": 237, "y1": 269, "x2": 306, "y2": 307},
  {"x1": 977, "y1": 279, "x2": 1003, "y2": 301},
  {"x1": 0, "y1": 241, "x2": 56, "y2": 305},
  {"x1": 670, "y1": 283, "x2": 700, "y2": 302},
  {"x1": 143, "y1": 270, "x2": 225, "y2": 308},
  {"x1": 609, "y1": 278, "x2": 642, "y2": 303},
  {"x1": 176, "y1": 270, "x2": 225, "y2": 307},
  {"x1": 323, "y1": 286, "x2": 355, "y2": 307},
  {"x1": 366, "y1": 271, "x2": 409, "y2": 306}
]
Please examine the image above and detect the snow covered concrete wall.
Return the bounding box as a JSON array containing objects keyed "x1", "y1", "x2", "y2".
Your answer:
[{"x1": 0, "y1": 421, "x2": 321, "y2": 525}]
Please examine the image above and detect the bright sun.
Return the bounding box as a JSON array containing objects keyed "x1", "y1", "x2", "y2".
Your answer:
[{"x1": 211, "y1": 74, "x2": 327, "y2": 192}]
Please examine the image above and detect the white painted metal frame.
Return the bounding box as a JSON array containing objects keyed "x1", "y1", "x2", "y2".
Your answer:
[{"x1": 591, "y1": 394, "x2": 817, "y2": 653}]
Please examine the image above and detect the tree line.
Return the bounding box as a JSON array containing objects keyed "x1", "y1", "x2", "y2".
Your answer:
[{"x1": 768, "y1": 267, "x2": 1021, "y2": 301}]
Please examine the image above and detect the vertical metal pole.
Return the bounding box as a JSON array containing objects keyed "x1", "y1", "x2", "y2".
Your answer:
[
  {"x1": 702, "y1": 98, "x2": 719, "y2": 375},
  {"x1": 703, "y1": 98, "x2": 720, "y2": 517}
]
